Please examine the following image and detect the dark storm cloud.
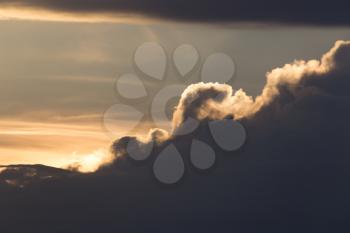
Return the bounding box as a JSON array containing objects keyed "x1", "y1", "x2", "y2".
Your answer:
[
  {"x1": 1, "y1": 0, "x2": 350, "y2": 25},
  {"x1": 2, "y1": 41, "x2": 350, "y2": 232}
]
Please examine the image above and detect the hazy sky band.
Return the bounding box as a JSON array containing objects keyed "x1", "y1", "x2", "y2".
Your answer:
[{"x1": 0, "y1": 0, "x2": 350, "y2": 25}]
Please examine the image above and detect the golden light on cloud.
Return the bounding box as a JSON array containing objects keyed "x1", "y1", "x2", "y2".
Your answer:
[
  {"x1": 68, "y1": 148, "x2": 114, "y2": 173},
  {"x1": 0, "y1": 114, "x2": 157, "y2": 172},
  {"x1": 0, "y1": 6, "x2": 151, "y2": 23}
]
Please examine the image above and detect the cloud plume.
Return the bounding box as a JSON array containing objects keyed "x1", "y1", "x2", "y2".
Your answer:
[{"x1": 112, "y1": 40, "x2": 350, "y2": 161}]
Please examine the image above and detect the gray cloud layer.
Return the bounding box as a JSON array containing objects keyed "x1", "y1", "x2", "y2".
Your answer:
[{"x1": 1, "y1": 0, "x2": 350, "y2": 25}]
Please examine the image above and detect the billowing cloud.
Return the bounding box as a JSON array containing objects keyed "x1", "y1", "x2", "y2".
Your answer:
[
  {"x1": 0, "y1": 0, "x2": 350, "y2": 25},
  {"x1": 1, "y1": 41, "x2": 350, "y2": 232},
  {"x1": 172, "y1": 83, "x2": 233, "y2": 130},
  {"x1": 111, "y1": 40, "x2": 350, "y2": 161}
]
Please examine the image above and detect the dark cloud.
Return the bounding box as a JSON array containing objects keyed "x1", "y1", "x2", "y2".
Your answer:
[
  {"x1": 0, "y1": 164, "x2": 76, "y2": 188},
  {"x1": 1, "y1": 41, "x2": 350, "y2": 232},
  {"x1": 1, "y1": 0, "x2": 350, "y2": 25}
]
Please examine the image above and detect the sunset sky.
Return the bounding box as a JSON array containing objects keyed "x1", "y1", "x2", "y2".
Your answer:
[
  {"x1": 0, "y1": 15, "x2": 350, "y2": 167},
  {"x1": 1, "y1": 1, "x2": 350, "y2": 232},
  {"x1": 2, "y1": 12, "x2": 350, "y2": 169}
]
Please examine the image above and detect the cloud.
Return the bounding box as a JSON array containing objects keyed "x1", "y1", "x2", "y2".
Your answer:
[
  {"x1": 2, "y1": 41, "x2": 350, "y2": 232},
  {"x1": 172, "y1": 83, "x2": 233, "y2": 130},
  {"x1": 111, "y1": 40, "x2": 350, "y2": 161},
  {"x1": 179, "y1": 40, "x2": 350, "y2": 121},
  {"x1": 0, "y1": 164, "x2": 76, "y2": 188},
  {"x1": 66, "y1": 148, "x2": 115, "y2": 173},
  {"x1": 0, "y1": 0, "x2": 350, "y2": 25}
]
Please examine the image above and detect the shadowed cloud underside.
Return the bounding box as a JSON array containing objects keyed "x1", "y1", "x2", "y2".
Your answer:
[{"x1": 0, "y1": 0, "x2": 350, "y2": 25}]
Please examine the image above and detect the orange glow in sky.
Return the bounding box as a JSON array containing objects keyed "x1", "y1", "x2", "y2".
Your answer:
[{"x1": 0, "y1": 119, "x2": 113, "y2": 171}]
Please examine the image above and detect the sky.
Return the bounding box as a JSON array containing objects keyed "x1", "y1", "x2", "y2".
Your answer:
[
  {"x1": 1, "y1": 38, "x2": 350, "y2": 232},
  {"x1": 1, "y1": 1, "x2": 350, "y2": 232},
  {"x1": 1, "y1": 18, "x2": 350, "y2": 168}
]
